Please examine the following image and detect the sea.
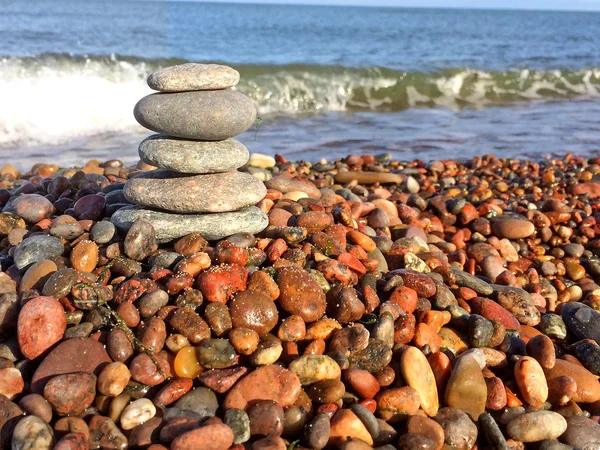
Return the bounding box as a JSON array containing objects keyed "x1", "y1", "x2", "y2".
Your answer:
[{"x1": 1, "y1": 0, "x2": 600, "y2": 168}]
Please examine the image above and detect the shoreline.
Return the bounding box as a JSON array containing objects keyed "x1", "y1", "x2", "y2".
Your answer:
[{"x1": 0, "y1": 152, "x2": 600, "y2": 449}]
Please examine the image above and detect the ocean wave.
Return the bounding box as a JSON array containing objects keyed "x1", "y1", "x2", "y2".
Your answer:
[{"x1": 1, "y1": 52, "x2": 600, "y2": 148}]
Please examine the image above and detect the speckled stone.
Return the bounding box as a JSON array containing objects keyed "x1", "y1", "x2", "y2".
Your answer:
[
  {"x1": 147, "y1": 63, "x2": 240, "y2": 92},
  {"x1": 139, "y1": 135, "x2": 249, "y2": 173},
  {"x1": 13, "y1": 235, "x2": 64, "y2": 269},
  {"x1": 111, "y1": 205, "x2": 268, "y2": 243},
  {"x1": 134, "y1": 90, "x2": 256, "y2": 140},
  {"x1": 123, "y1": 170, "x2": 266, "y2": 213}
]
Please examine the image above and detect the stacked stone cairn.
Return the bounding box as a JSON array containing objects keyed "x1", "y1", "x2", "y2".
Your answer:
[{"x1": 111, "y1": 63, "x2": 268, "y2": 243}]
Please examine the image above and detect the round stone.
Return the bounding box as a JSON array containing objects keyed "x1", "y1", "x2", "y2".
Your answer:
[
  {"x1": 196, "y1": 338, "x2": 237, "y2": 369},
  {"x1": 277, "y1": 266, "x2": 327, "y2": 323},
  {"x1": 17, "y1": 296, "x2": 66, "y2": 360},
  {"x1": 14, "y1": 235, "x2": 65, "y2": 270},
  {"x1": 134, "y1": 89, "x2": 256, "y2": 140},
  {"x1": 43, "y1": 372, "x2": 96, "y2": 416},
  {"x1": 288, "y1": 355, "x2": 341, "y2": 386},
  {"x1": 139, "y1": 135, "x2": 249, "y2": 173},
  {"x1": 147, "y1": 63, "x2": 240, "y2": 92},
  {"x1": 123, "y1": 170, "x2": 266, "y2": 214},
  {"x1": 111, "y1": 205, "x2": 268, "y2": 243},
  {"x1": 11, "y1": 415, "x2": 54, "y2": 450},
  {"x1": 506, "y1": 411, "x2": 567, "y2": 442},
  {"x1": 491, "y1": 216, "x2": 535, "y2": 239},
  {"x1": 229, "y1": 291, "x2": 278, "y2": 337},
  {"x1": 3, "y1": 194, "x2": 54, "y2": 224},
  {"x1": 90, "y1": 221, "x2": 116, "y2": 244},
  {"x1": 120, "y1": 398, "x2": 156, "y2": 430}
]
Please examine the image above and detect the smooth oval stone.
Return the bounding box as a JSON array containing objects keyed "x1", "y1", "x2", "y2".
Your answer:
[
  {"x1": 147, "y1": 63, "x2": 240, "y2": 91},
  {"x1": 224, "y1": 408, "x2": 251, "y2": 444},
  {"x1": 224, "y1": 365, "x2": 302, "y2": 410},
  {"x1": 11, "y1": 415, "x2": 54, "y2": 450},
  {"x1": 3, "y1": 194, "x2": 54, "y2": 224},
  {"x1": 90, "y1": 221, "x2": 116, "y2": 244},
  {"x1": 196, "y1": 338, "x2": 237, "y2": 369},
  {"x1": 111, "y1": 205, "x2": 268, "y2": 243},
  {"x1": 507, "y1": 411, "x2": 567, "y2": 442},
  {"x1": 120, "y1": 398, "x2": 156, "y2": 430},
  {"x1": 544, "y1": 359, "x2": 600, "y2": 403},
  {"x1": 334, "y1": 172, "x2": 404, "y2": 185},
  {"x1": 491, "y1": 217, "x2": 535, "y2": 239},
  {"x1": 288, "y1": 355, "x2": 341, "y2": 386},
  {"x1": 31, "y1": 337, "x2": 111, "y2": 394},
  {"x1": 124, "y1": 218, "x2": 157, "y2": 261},
  {"x1": 171, "y1": 423, "x2": 234, "y2": 450},
  {"x1": 444, "y1": 354, "x2": 487, "y2": 420},
  {"x1": 277, "y1": 266, "x2": 327, "y2": 323},
  {"x1": 561, "y1": 416, "x2": 600, "y2": 448},
  {"x1": 433, "y1": 408, "x2": 478, "y2": 450},
  {"x1": 14, "y1": 235, "x2": 64, "y2": 269},
  {"x1": 401, "y1": 346, "x2": 439, "y2": 417},
  {"x1": 43, "y1": 372, "x2": 96, "y2": 416},
  {"x1": 17, "y1": 296, "x2": 66, "y2": 360},
  {"x1": 123, "y1": 170, "x2": 265, "y2": 214},
  {"x1": 174, "y1": 387, "x2": 219, "y2": 419},
  {"x1": 305, "y1": 413, "x2": 330, "y2": 450},
  {"x1": 139, "y1": 135, "x2": 249, "y2": 174},
  {"x1": 561, "y1": 302, "x2": 600, "y2": 343},
  {"x1": 134, "y1": 89, "x2": 256, "y2": 140},
  {"x1": 514, "y1": 356, "x2": 548, "y2": 407}
]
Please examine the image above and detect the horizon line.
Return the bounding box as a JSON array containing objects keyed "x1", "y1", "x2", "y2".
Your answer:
[{"x1": 137, "y1": 0, "x2": 600, "y2": 13}]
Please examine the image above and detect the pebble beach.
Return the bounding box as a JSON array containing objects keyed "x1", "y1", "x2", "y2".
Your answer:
[{"x1": 0, "y1": 147, "x2": 600, "y2": 450}]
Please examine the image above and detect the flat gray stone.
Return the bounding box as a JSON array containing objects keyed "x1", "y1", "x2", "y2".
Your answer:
[
  {"x1": 123, "y1": 169, "x2": 266, "y2": 213},
  {"x1": 111, "y1": 206, "x2": 268, "y2": 243},
  {"x1": 147, "y1": 63, "x2": 240, "y2": 92},
  {"x1": 139, "y1": 135, "x2": 249, "y2": 173},
  {"x1": 14, "y1": 235, "x2": 65, "y2": 270},
  {"x1": 134, "y1": 90, "x2": 256, "y2": 140}
]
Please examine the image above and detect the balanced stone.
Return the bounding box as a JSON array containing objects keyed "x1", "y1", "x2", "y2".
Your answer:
[
  {"x1": 139, "y1": 135, "x2": 249, "y2": 173},
  {"x1": 111, "y1": 206, "x2": 268, "y2": 243},
  {"x1": 147, "y1": 63, "x2": 240, "y2": 92},
  {"x1": 123, "y1": 170, "x2": 266, "y2": 213},
  {"x1": 134, "y1": 90, "x2": 256, "y2": 140}
]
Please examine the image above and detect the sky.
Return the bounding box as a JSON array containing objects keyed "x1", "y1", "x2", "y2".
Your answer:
[{"x1": 172, "y1": 0, "x2": 600, "y2": 11}]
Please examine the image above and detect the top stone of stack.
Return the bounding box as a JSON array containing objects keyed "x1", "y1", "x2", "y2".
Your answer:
[
  {"x1": 134, "y1": 63, "x2": 256, "y2": 141},
  {"x1": 147, "y1": 63, "x2": 240, "y2": 92}
]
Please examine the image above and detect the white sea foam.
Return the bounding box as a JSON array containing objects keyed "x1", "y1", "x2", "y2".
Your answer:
[{"x1": 1, "y1": 54, "x2": 599, "y2": 149}]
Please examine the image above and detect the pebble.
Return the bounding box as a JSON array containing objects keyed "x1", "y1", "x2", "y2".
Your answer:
[
  {"x1": 561, "y1": 302, "x2": 600, "y2": 343},
  {"x1": 134, "y1": 90, "x2": 256, "y2": 140},
  {"x1": 140, "y1": 135, "x2": 249, "y2": 173},
  {"x1": 514, "y1": 356, "x2": 548, "y2": 406},
  {"x1": 11, "y1": 415, "x2": 54, "y2": 450},
  {"x1": 3, "y1": 194, "x2": 54, "y2": 223},
  {"x1": 111, "y1": 205, "x2": 268, "y2": 243},
  {"x1": 224, "y1": 365, "x2": 302, "y2": 409},
  {"x1": 124, "y1": 218, "x2": 158, "y2": 261},
  {"x1": 120, "y1": 398, "x2": 156, "y2": 430},
  {"x1": 433, "y1": 408, "x2": 478, "y2": 450},
  {"x1": 171, "y1": 424, "x2": 234, "y2": 450},
  {"x1": 304, "y1": 413, "x2": 330, "y2": 449},
  {"x1": 401, "y1": 346, "x2": 439, "y2": 417},
  {"x1": 329, "y1": 409, "x2": 374, "y2": 446},
  {"x1": 444, "y1": 353, "x2": 487, "y2": 420},
  {"x1": 224, "y1": 408, "x2": 251, "y2": 444},
  {"x1": 123, "y1": 169, "x2": 266, "y2": 213},
  {"x1": 277, "y1": 266, "x2": 326, "y2": 322},
  {"x1": 13, "y1": 235, "x2": 64, "y2": 269},
  {"x1": 147, "y1": 63, "x2": 240, "y2": 91},
  {"x1": 561, "y1": 416, "x2": 600, "y2": 448},
  {"x1": 31, "y1": 337, "x2": 111, "y2": 394},
  {"x1": 506, "y1": 411, "x2": 567, "y2": 442},
  {"x1": 288, "y1": 354, "x2": 341, "y2": 385},
  {"x1": 491, "y1": 216, "x2": 535, "y2": 239},
  {"x1": 229, "y1": 290, "x2": 278, "y2": 336},
  {"x1": 17, "y1": 296, "x2": 66, "y2": 359},
  {"x1": 43, "y1": 372, "x2": 96, "y2": 416},
  {"x1": 90, "y1": 220, "x2": 116, "y2": 244},
  {"x1": 544, "y1": 359, "x2": 600, "y2": 403}
]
